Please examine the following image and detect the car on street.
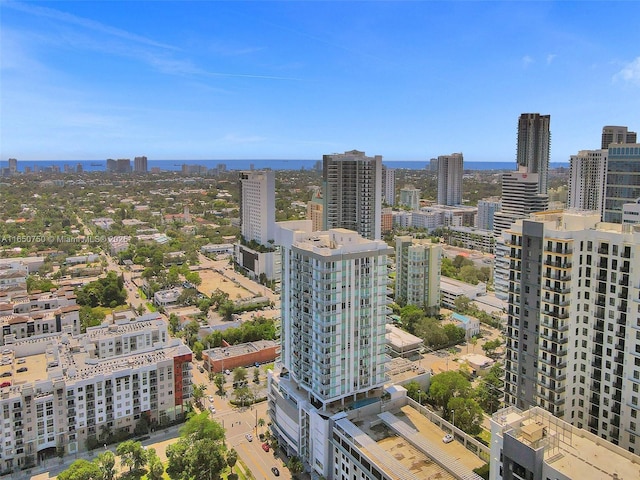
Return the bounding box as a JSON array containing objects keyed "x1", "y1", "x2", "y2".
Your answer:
[
  {"x1": 271, "y1": 467, "x2": 280, "y2": 476},
  {"x1": 209, "y1": 406, "x2": 216, "y2": 414},
  {"x1": 262, "y1": 443, "x2": 270, "y2": 452},
  {"x1": 442, "y1": 434, "x2": 454, "y2": 444},
  {"x1": 245, "y1": 433, "x2": 253, "y2": 442},
  {"x1": 198, "y1": 366, "x2": 204, "y2": 373},
  {"x1": 208, "y1": 395, "x2": 214, "y2": 402}
]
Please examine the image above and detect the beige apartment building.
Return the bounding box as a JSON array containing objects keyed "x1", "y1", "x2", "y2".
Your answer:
[{"x1": 0, "y1": 314, "x2": 192, "y2": 472}]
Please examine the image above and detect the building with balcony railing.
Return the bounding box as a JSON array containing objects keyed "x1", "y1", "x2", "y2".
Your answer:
[
  {"x1": 503, "y1": 210, "x2": 640, "y2": 453},
  {"x1": 0, "y1": 314, "x2": 192, "y2": 472},
  {"x1": 269, "y1": 223, "x2": 392, "y2": 476}
]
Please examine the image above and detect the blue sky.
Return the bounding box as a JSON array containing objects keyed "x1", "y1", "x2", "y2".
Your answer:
[{"x1": 2, "y1": 1, "x2": 639, "y2": 162}]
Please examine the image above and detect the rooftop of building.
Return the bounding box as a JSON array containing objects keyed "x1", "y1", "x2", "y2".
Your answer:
[
  {"x1": 204, "y1": 340, "x2": 278, "y2": 361},
  {"x1": 336, "y1": 403, "x2": 484, "y2": 480},
  {"x1": 492, "y1": 406, "x2": 639, "y2": 480},
  {"x1": 385, "y1": 324, "x2": 423, "y2": 349}
]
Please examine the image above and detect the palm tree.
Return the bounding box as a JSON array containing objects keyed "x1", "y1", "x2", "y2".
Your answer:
[
  {"x1": 227, "y1": 448, "x2": 238, "y2": 474},
  {"x1": 257, "y1": 418, "x2": 266, "y2": 439}
]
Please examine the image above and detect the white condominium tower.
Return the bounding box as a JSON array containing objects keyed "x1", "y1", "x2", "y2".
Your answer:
[
  {"x1": 268, "y1": 223, "x2": 392, "y2": 475},
  {"x1": 395, "y1": 236, "x2": 441, "y2": 314},
  {"x1": 437, "y1": 153, "x2": 463, "y2": 206},
  {"x1": 517, "y1": 113, "x2": 551, "y2": 194},
  {"x1": 323, "y1": 150, "x2": 382, "y2": 240},
  {"x1": 239, "y1": 169, "x2": 275, "y2": 245},
  {"x1": 280, "y1": 226, "x2": 390, "y2": 407},
  {"x1": 503, "y1": 210, "x2": 640, "y2": 453},
  {"x1": 568, "y1": 149, "x2": 607, "y2": 215}
]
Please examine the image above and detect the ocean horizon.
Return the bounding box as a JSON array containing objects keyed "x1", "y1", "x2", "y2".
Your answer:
[{"x1": 3, "y1": 159, "x2": 570, "y2": 173}]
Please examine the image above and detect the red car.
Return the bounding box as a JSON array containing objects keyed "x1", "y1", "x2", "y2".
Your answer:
[
  {"x1": 262, "y1": 443, "x2": 270, "y2": 452},
  {"x1": 0, "y1": 382, "x2": 10, "y2": 388}
]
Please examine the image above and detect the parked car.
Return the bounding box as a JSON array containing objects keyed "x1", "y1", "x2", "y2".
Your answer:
[
  {"x1": 271, "y1": 467, "x2": 280, "y2": 476},
  {"x1": 0, "y1": 372, "x2": 12, "y2": 378},
  {"x1": 0, "y1": 382, "x2": 10, "y2": 388},
  {"x1": 262, "y1": 443, "x2": 270, "y2": 452},
  {"x1": 16, "y1": 367, "x2": 28, "y2": 373},
  {"x1": 442, "y1": 434, "x2": 454, "y2": 444},
  {"x1": 245, "y1": 433, "x2": 253, "y2": 442},
  {"x1": 224, "y1": 369, "x2": 231, "y2": 375}
]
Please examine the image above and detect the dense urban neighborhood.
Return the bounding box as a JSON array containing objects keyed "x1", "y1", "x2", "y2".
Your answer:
[{"x1": 1, "y1": 120, "x2": 640, "y2": 480}]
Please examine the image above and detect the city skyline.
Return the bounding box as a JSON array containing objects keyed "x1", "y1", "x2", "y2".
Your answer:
[{"x1": 2, "y1": 1, "x2": 639, "y2": 162}]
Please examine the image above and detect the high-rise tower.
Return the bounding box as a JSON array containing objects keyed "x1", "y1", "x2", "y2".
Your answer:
[
  {"x1": 268, "y1": 223, "x2": 392, "y2": 474},
  {"x1": 238, "y1": 170, "x2": 275, "y2": 245},
  {"x1": 437, "y1": 153, "x2": 463, "y2": 206},
  {"x1": 382, "y1": 165, "x2": 395, "y2": 206},
  {"x1": 323, "y1": 150, "x2": 382, "y2": 240},
  {"x1": 517, "y1": 113, "x2": 551, "y2": 194},
  {"x1": 503, "y1": 210, "x2": 640, "y2": 452},
  {"x1": 395, "y1": 236, "x2": 441, "y2": 314},
  {"x1": 134, "y1": 156, "x2": 148, "y2": 173},
  {"x1": 603, "y1": 143, "x2": 640, "y2": 224},
  {"x1": 568, "y1": 149, "x2": 607, "y2": 215},
  {"x1": 601, "y1": 125, "x2": 637, "y2": 149}
]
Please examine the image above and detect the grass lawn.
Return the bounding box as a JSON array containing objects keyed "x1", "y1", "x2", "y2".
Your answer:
[
  {"x1": 476, "y1": 428, "x2": 491, "y2": 445},
  {"x1": 146, "y1": 302, "x2": 157, "y2": 312}
]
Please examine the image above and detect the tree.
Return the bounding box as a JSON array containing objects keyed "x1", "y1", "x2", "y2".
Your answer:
[
  {"x1": 167, "y1": 415, "x2": 227, "y2": 480},
  {"x1": 233, "y1": 367, "x2": 247, "y2": 385},
  {"x1": 475, "y1": 363, "x2": 504, "y2": 413},
  {"x1": 168, "y1": 313, "x2": 180, "y2": 334},
  {"x1": 146, "y1": 448, "x2": 165, "y2": 480},
  {"x1": 449, "y1": 396, "x2": 484, "y2": 435},
  {"x1": 257, "y1": 417, "x2": 266, "y2": 438},
  {"x1": 218, "y1": 299, "x2": 235, "y2": 320},
  {"x1": 482, "y1": 338, "x2": 502, "y2": 357},
  {"x1": 185, "y1": 271, "x2": 202, "y2": 286},
  {"x1": 428, "y1": 371, "x2": 471, "y2": 415},
  {"x1": 287, "y1": 456, "x2": 304, "y2": 476},
  {"x1": 96, "y1": 451, "x2": 116, "y2": 480},
  {"x1": 57, "y1": 459, "x2": 102, "y2": 480},
  {"x1": 26, "y1": 275, "x2": 57, "y2": 293},
  {"x1": 227, "y1": 448, "x2": 238, "y2": 474},
  {"x1": 443, "y1": 324, "x2": 466, "y2": 344},
  {"x1": 116, "y1": 440, "x2": 147, "y2": 472},
  {"x1": 79, "y1": 306, "x2": 105, "y2": 333},
  {"x1": 234, "y1": 385, "x2": 252, "y2": 406},
  {"x1": 453, "y1": 295, "x2": 472, "y2": 313},
  {"x1": 193, "y1": 341, "x2": 204, "y2": 361},
  {"x1": 253, "y1": 367, "x2": 260, "y2": 384},
  {"x1": 214, "y1": 373, "x2": 225, "y2": 395},
  {"x1": 192, "y1": 383, "x2": 206, "y2": 408}
]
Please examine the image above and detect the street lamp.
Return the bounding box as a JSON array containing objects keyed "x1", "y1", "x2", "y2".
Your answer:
[
  {"x1": 451, "y1": 410, "x2": 455, "y2": 428},
  {"x1": 417, "y1": 389, "x2": 422, "y2": 405}
]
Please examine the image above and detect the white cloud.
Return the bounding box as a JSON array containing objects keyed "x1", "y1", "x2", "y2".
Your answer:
[
  {"x1": 614, "y1": 57, "x2": 640, "y2": 85},
  {"x1": 546, "y1": 54, "x2": 557, "y2": 65},
  {"x1": 522, "y1": 55, "x2": 534, "y2": 68}
]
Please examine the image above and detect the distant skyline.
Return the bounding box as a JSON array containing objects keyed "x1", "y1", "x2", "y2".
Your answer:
[{"x1": 1, "y1": 1, "x2": 639, "y2": 162}]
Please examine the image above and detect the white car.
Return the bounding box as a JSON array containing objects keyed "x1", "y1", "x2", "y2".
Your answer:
[
  {"x1": 245, "y1": 433, "x2": 253, "y2": 442},
  {"x1": 442, "y1": 434, "x2": 454, "y2": 444},
  {"x1": 208, "y1": 395, "x2": 214, "y2": 402},
  {"x1": 209, "y1": 405, "x2": 216, "y2": 414}
]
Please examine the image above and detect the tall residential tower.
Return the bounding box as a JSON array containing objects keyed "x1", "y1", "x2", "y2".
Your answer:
[
  {"x1": 323, "y1": 150, "x2": 382, "y2": 240},
  {"x1": 516, "y1": 113, "x2": 551, "y2": 194},
  {"x1": 437, "y1": 153, "x2": 463, "y2": 206}
]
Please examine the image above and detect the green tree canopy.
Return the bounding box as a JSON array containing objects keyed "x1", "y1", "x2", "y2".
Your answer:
[
  {"x1": 449, "y1": 396, "x2": 484, "y2": 435},
  {"x1": 116, "y1": 440, "x2": 147, "y2": 472},
  {"x1": 57, "y1": 459, "x2": 102, "y2": 480},
  {"x1": 429, "y1": 371, "x2": 472, "y2": 414}
]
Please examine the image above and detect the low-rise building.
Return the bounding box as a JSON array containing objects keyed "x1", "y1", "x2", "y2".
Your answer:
[
  {"x1": 440, "y1": 277, "x2": 487, "y2": 309},
  {"x1": 385, "y1": 324, "x2": 423, "y2": 358},
  {"x1": 203, "y1": 340, "x2": 279, "y2": 373},
  {"x1": 153, "y1": 288, "x2": 181, "y2": 307},
  {"x1": 448, "y1": 312, "x2": 480, "y2": 339}
]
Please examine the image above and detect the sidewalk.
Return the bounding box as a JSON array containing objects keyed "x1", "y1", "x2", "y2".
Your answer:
[{"x1": 14, "y1": 424, "x2": 183, "y2": 480}]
